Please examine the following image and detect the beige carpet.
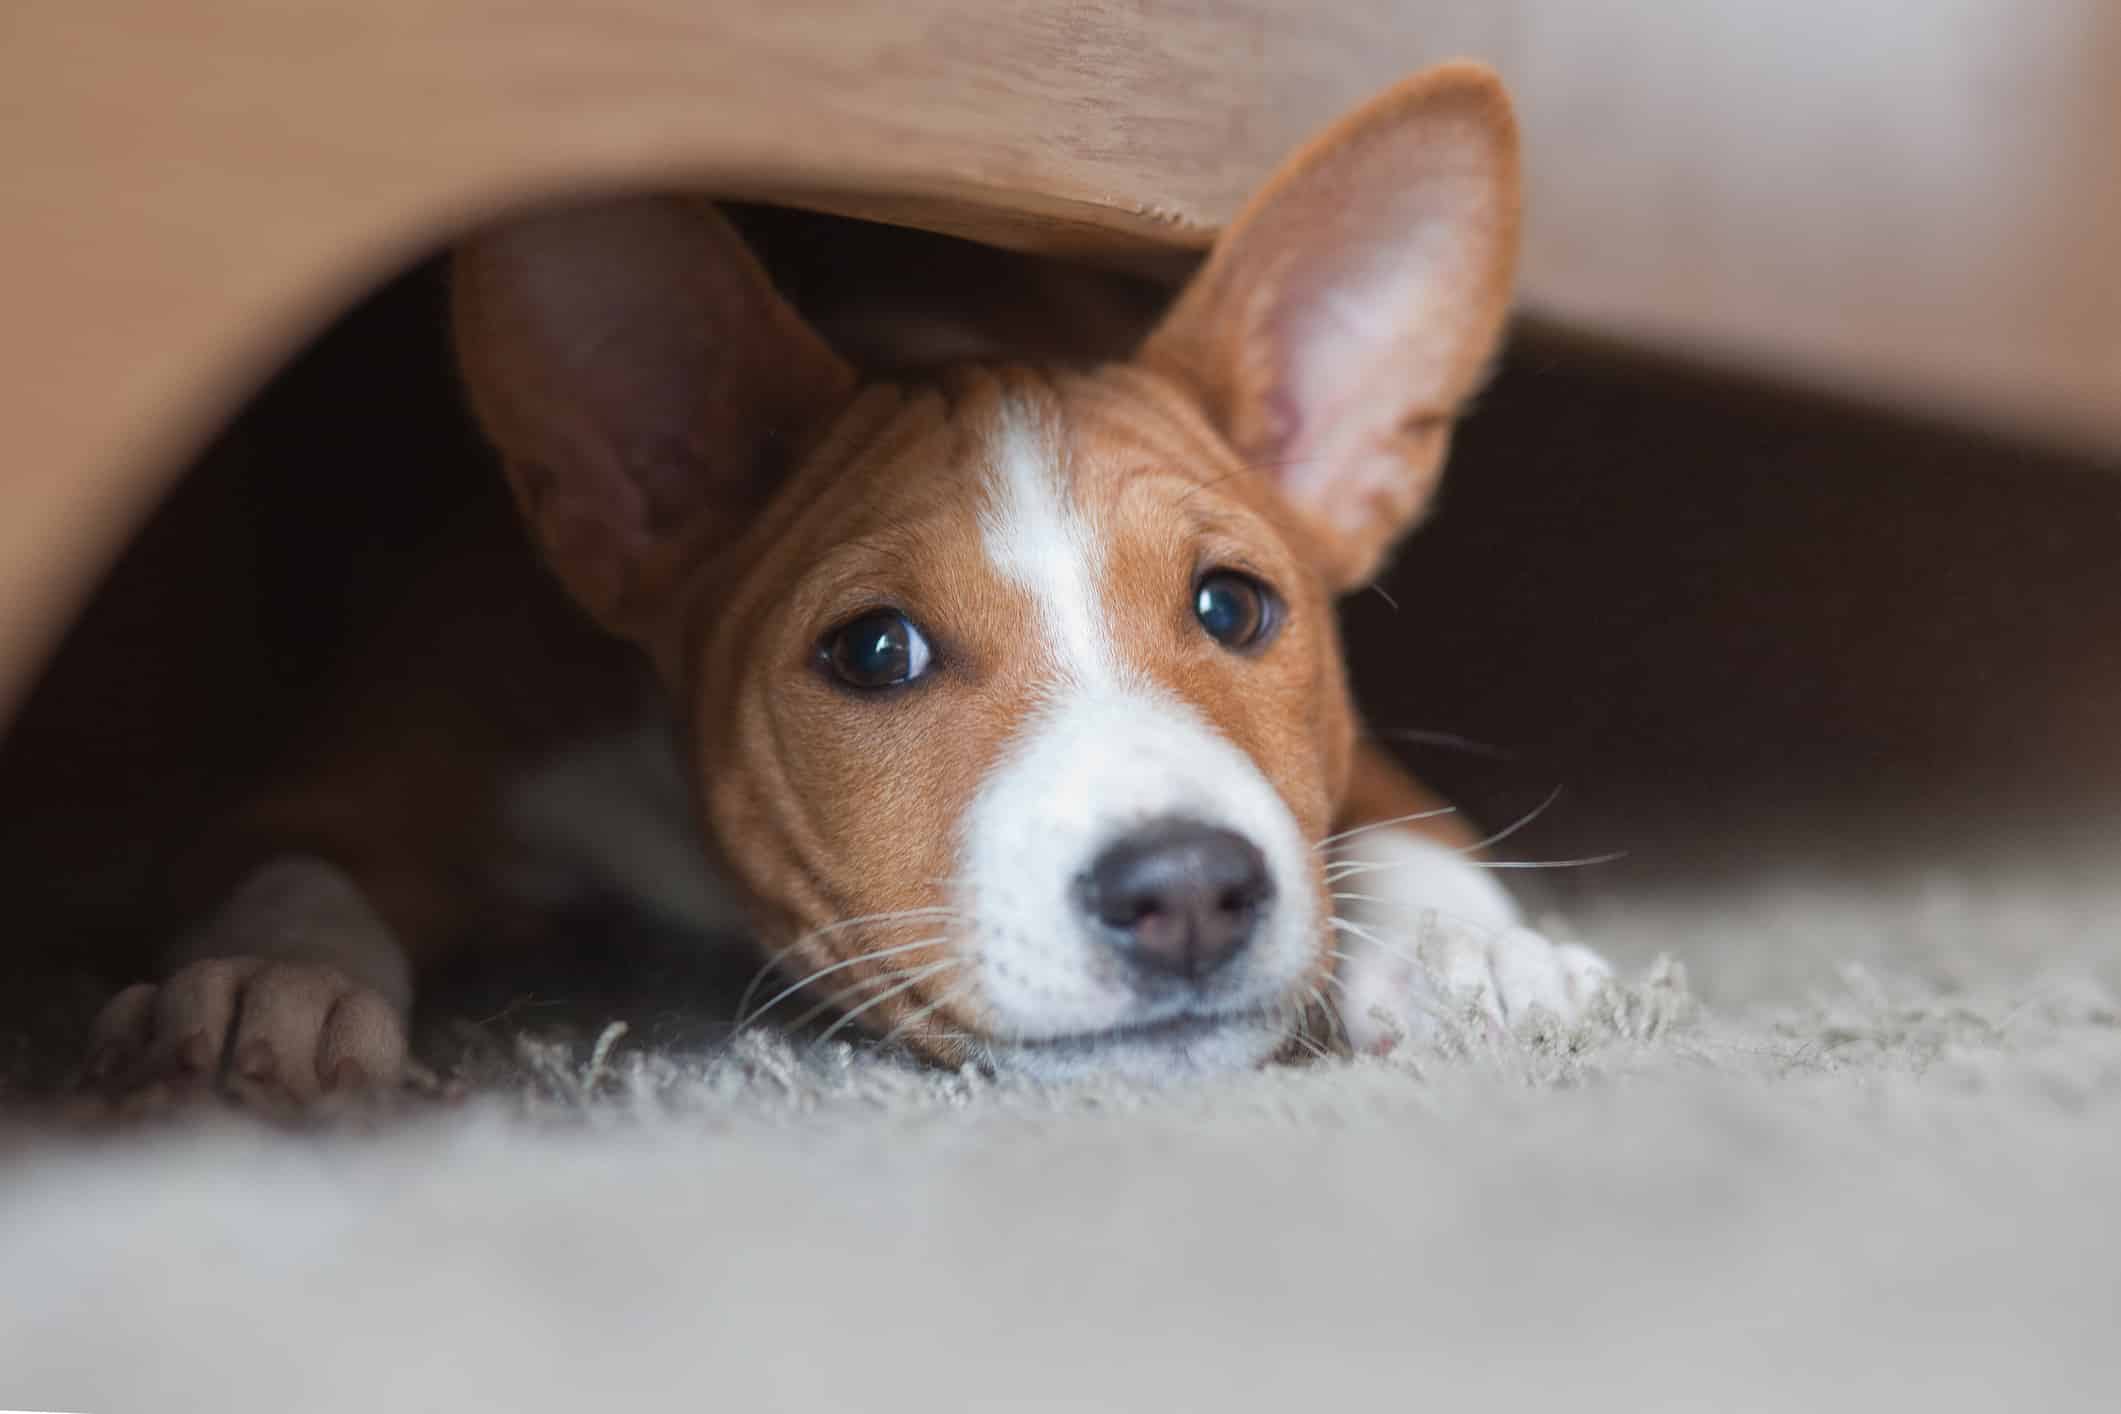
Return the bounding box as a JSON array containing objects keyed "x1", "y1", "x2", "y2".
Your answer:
[{"x1": 3, "y1": 860, "x2": 2119, "y2": 1414}]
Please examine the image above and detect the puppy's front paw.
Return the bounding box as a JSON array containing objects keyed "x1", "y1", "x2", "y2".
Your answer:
[
  {"x1": 84, "y1": 958, "x2": 408, "y2": 1106},
  {"x1": 1330, "y1": 828, "x2": 1611, "y2": 1053},
  {"x1": 1338, "y1": 918, "x2": 1610, "y2": 1053}
]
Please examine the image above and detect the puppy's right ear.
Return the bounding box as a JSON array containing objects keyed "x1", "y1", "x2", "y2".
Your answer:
[{"x1": 453, "y1": 198, "x2": 855, "y2": 641}]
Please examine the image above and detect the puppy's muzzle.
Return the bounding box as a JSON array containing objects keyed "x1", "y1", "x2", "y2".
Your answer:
[{"x1": 1074, "y1": 816, "x2": 1274, "y2": 985}]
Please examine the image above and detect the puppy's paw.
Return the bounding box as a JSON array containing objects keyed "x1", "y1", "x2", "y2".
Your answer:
[
  {"x1": 1337, "y1": 918, "x2": 1611, "y2": 1053},
  {"x1": 1330, "y1": 827, "x2": 1611, "y2": 1053},
  {"x1": 84, "y1": 958, "x2": 409, "y2": 1106}
]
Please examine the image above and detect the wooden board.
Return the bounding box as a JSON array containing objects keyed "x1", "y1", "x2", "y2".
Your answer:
[{"x1": 5, "y1": 0, "x2": 2117, "y2": 720}]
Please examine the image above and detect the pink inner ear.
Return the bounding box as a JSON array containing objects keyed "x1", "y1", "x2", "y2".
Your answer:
[
  {"x1": 1138, "y1": 70, "x2": 1519, "y2": 588},
  {"x1": 1265, "y1": 231, "x2": 1484, "y2": 508},
  {"x1": 1238, "y1": 154, "x2": 1513, "y2": 578}
]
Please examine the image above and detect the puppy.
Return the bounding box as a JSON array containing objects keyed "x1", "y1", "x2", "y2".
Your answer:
[{"x1": 84, "y1": 62, "x2": 1608, "y2": 1098}]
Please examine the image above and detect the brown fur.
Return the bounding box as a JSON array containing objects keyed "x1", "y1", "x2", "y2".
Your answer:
[
  {"x1": 449, "y1": 63, "x2": 1520, "y2": 1057},
  {"x1": 663, "y1": 364, "x2": 1375, "y2": 1050}
]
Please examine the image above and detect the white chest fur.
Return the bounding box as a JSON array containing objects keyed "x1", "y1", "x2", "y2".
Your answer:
[{"x1": 499, "y1": 721, "x2": 751, "y2": 937}]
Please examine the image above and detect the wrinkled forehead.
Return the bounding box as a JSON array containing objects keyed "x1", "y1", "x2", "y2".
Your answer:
[{"x1": 788, "y1": 366, "x2": 1302, "y2": 606}]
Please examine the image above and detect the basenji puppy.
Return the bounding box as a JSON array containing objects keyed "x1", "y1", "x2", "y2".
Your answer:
[{"x1": 83, "y1": 62, "x2": 1609, "y2": 1098}]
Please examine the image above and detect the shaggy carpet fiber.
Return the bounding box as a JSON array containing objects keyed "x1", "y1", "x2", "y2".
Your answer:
[{"x1": 4, "y1": 860, "x2": 2119, "y2": 1413}]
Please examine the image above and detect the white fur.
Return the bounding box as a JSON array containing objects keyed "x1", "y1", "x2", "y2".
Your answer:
[
  {"x1": 977, "y1": 404, "x2": 1129, "y2": 692},
  {"x1": 501, "y1": 721, "x2": 748, "y2": 937},
  {"x1": 960, "y1": 407, "x2": 1316, "y2": 1079},
  {"x1": 1332, "y1": 828, "x2": 1612, "y2": 1051}
]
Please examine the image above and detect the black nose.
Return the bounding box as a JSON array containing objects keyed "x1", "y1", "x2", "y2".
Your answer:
[{"x1": 1076, "y1": 818, "x2": 1273, "y2": 981}]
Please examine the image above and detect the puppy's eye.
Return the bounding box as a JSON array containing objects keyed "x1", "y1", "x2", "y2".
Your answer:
[
  {"x1": 1193, "y1": 571, "x2": 1281, "y2": 652},
  {"x1": 822, "y1": 610, "x2": 934, "y2": 690}
]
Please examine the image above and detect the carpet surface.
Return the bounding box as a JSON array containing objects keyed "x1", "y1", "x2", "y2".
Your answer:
[{"x1": 4, "y1": 861, "x2": 2119, "y2": 1414}]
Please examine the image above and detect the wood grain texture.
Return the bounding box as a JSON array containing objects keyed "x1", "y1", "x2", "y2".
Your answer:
[{"x1": 4, "y1": 0, "x2": 2117, "y2": 719}]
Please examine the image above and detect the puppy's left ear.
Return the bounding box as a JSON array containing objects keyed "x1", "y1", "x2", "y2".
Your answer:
[{"x1": 1140, "y1": 62, "x2": 1520, "y2": 589}]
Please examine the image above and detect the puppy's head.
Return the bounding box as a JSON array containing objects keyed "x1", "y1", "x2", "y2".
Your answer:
[{"x1": 454, "y1": 64, "x2": 1519, "y2": 1079}]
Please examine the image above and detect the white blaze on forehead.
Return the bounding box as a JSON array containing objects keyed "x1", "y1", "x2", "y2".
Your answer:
[
  {"x1": 956, "y1": 396, "x2": 1321, "y2": 1071},
  {"x1": 977, "y1": 404, "x2": 1127, "y2": 691}
]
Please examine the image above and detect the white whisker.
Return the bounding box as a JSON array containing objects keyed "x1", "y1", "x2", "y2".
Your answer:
[
  {"x1": 816, "y1": 960, "x2": 964, "y2": 1047},
  {"x1": 1284, "y1": 1026, "x2": 1330, "y2": 1061},
  {"x1": 1326, "y1": 859, "x2": 1405, "y2": 883},
  {"x1": 1305, "y1": 983, "x2": 1351, "y2": 1054},
  {"x1": 1315, "y1": 805, "x2": 1458, "y2": 854},
  {"x1": 734, "y1": 907, "x2": 963, "y2": 1022},
  {"x1": 1329, "y1": 848, "x2": 1625, "y2": 881},
  {"x1": 1329, "y1": 915, "x2": 1431, "y2": 974},
  {"x1": 876, "y1": 982, "x2": 978, "y2": 1051},
  {"x1": 785, "y1": 955, "x2": 962, "y2": 1035},
  {"x1": 1273, "y1": 996, "x2": 1328, "y2": 1060},
  {"x1": 1460, "y1": 785, "x2": 1564, "y2": 856},
  {"x1": 737, "y1": 933, "x2": 951, "y2": 1030},
  {"x1": 1474, "y1": 853, "x2": 1628, "y2": 871}
]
